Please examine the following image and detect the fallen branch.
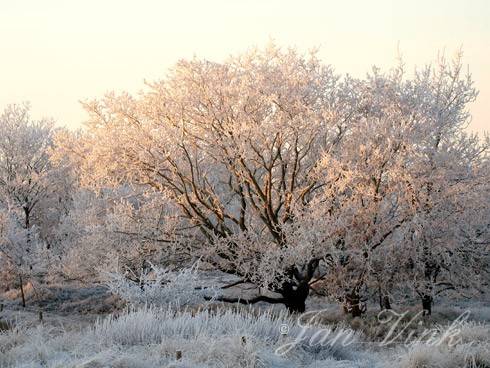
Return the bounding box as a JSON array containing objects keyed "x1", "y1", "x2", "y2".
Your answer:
[{"x1": 205, "y1": 295, "x2": 285, "y2": 305}]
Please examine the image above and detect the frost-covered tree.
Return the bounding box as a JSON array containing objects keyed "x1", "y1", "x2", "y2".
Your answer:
[
  {"x1": 390, "y1": 54, "x2": 489, "y2": 315},
  {"x1": 0, "y1": 103, "x2": 60, "y2": 305},
  {"x1": 0, "y1": 210, "x2": 50, "y2": 306},
  {"x1": 0, "y1": 104, "x2": 55, "y2": 229},
  {"x1": 55, "y1": 45, "x2": 489, "y2": 313},
  {"x1": 312, "y1": 54, "x2": 489, "y2": 315},
  {"x1": 56, "y1": 46, "x2": 363, "y2": 312}
]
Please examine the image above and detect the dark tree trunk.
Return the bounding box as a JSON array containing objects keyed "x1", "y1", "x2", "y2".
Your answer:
[
  {"x1": 280, "y1": 281, "x2": 310, "y2": 313},
  {"x1": 19, "y1": 274, "x2": 26, "y2": 308},
  {"x1": 23, "y1": 207, "x2": 30, "y2": 229},
  {"x1": 208, "y1": 281, "x2": 310, "y2": 313},
  {"x1": 208, "y1": 260, "x2": 320, "y2": 314},
  {"x1": 421, "y1": 294, "x2": 432, "y2": 316},
  {"x1": 377, "y1": 285, "x2": 392, "y2": 310},
  {"x1": 379, "y1": 295, "x2": 391, "y2": 310},
  {"x1": 343, "y1": 290, "x2": 366, "y2": 317}
]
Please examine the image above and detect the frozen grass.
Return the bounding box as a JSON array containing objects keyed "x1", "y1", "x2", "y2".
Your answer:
[
  {"x1": 0, "y1": 306, "x2": 369, "y2": 368},
  {"x1": 396, "y1": 340, "x2": 490, "y2": 368},
  {"x1": 389, "y1": 318, "x2": 490, "y2": 368},
  {"x1": 0, "y1": 305, "x2": 488, "y2": 368}
]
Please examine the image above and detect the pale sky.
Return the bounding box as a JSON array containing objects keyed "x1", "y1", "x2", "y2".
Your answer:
[{"x1": 1, "y1": 0, "x2": 489, "y2": 133}]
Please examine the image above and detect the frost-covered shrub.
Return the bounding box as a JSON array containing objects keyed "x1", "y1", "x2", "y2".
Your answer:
[
  {"x1": 54, "y1": 188, "x2": 188, "y2": 282},
  {"x1": 105, "y1": 263, "x2": 221, "y2": 308}
]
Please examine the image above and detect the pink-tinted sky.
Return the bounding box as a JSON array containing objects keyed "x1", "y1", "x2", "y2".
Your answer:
[{"x1": 1, "y1": 0, "x2": 488, "y2": 133}]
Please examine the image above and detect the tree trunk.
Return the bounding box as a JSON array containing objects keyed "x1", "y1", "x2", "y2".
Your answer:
[
  {"x1": 343, "y1": 290, "x2": 366, "y2": 317},
  {"x1": 19, "y1": 274, "x2": 26, "y2": 308},
  {"x1": 377, "y1": 285, "x2": 392, "y2": 310},
  {"x1": 23, "y1": 206, "x2": 30, "y2": 229},
  {"x1": 421, "y1": 294, "x2": 432, "y2": 316},
  {"x1": 379, "y1": 295, "x2": 391, "y2": 310},
  {"x1": 281, "y1": 281, "x2": 309, "y2": 313}
]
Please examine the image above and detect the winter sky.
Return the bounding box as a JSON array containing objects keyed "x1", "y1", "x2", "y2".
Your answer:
[{"x1": 1, "y1": 0, "x2": 488, "y2": 133}]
